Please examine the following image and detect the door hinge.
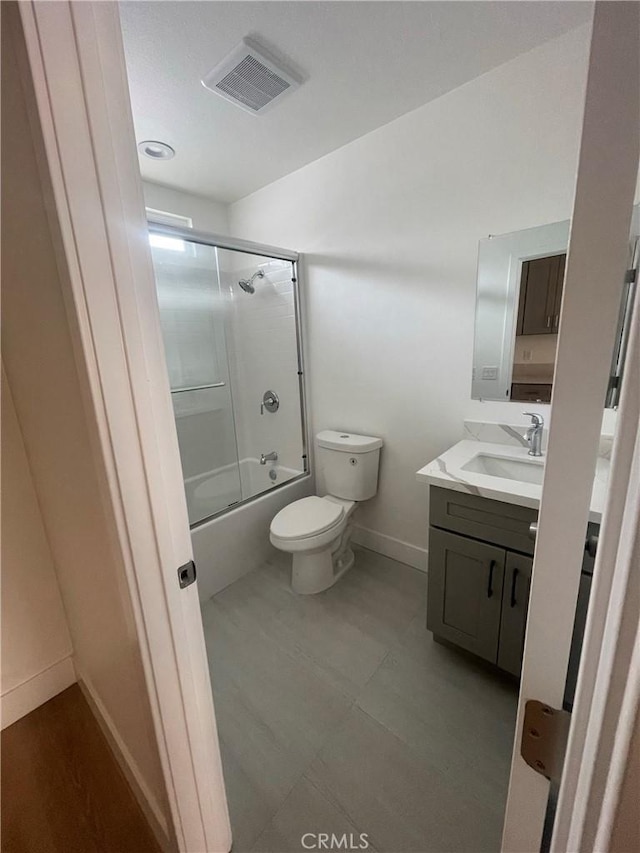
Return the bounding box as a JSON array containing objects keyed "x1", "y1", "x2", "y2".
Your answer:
[
  {"x1": 177, "y1": 560, "x2": 197, "y2": 589},
  {"x1": 521, "y1": 700, "x2": 571, "y2": 782}
]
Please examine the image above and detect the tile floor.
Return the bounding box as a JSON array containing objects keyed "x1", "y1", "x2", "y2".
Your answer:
[{"x1": 201, "y1": 547, "x2": 518, "y2": 853}]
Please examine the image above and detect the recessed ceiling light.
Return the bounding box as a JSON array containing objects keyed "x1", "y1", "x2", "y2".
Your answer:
[{"x1": 138, "y1": 140, "x2": 175, "y2": 160}]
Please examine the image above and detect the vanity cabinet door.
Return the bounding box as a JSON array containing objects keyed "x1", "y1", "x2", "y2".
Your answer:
[
  {"x1": 427, "y1": 528, "x2": 505, "y2": 663},
  {"x1": 517, "y1": 254, "x2": 565, "y2": 335},
  {"x1": 497, "y1": 552, "x2": 533, "y2": 677}
]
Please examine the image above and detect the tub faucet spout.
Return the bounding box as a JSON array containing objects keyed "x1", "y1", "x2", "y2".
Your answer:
[{"x1": 260, "y1": 451, "x2": 278, "y2": 465}]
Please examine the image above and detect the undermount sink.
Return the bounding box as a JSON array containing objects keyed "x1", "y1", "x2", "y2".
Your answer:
[{"x1": 461, "y1": 453, "x2": 545, "y2": 485}]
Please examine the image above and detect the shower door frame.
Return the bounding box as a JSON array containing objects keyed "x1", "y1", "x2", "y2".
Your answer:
[{"x1": 148, "y1": 222, "x2": 311, "y2": 527}]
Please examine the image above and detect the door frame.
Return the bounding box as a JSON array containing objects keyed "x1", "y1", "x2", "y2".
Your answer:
[
  {"x1": 501, "y1": 3, "x2": 640, "y2": 850},
  {"x1": 15, "y1": 2, "x2": 231, "y2": 850},
  {"x1": 554, "y1": 288, "x2": 640, "y2": 849},
  {"x1": 16, "y1": 1, "x2": 639, "y2": 851}
]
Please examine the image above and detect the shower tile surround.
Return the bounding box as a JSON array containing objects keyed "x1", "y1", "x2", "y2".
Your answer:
[{"x1": 202, "y1": 547, "x2": 517, "y2": 852}]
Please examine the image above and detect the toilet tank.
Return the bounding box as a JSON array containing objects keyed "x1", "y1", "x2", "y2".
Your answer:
[{"x1": 316, "y1": 430, "x2": 383, "y2": 501}]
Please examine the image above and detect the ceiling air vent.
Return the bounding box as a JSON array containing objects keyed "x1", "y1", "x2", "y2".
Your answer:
[{"x1": 202, "y1": 38, "x2": 301, "y2": 115}]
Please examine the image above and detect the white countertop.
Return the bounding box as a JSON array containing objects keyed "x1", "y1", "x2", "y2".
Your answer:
[{"x1": 416, "y1": 439, "x2": 609, "y2": 523}]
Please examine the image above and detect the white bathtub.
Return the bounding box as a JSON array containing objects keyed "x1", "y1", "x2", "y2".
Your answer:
[
  {"x1": 238, "y1": 457, "x2": 301, "y2": 497},
  {"x1": 190, "y1": 462, "x2": 313, "y2": 601},
  {"x1": 185, "y1": 462, "x2": 242, "y2": 523},
  {"x1": 184, "y1": 458, "x2": 302, "y2": 526}
]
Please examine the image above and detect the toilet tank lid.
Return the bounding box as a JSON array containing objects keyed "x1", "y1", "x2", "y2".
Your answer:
[{"x1": 316, "y1": 430, "x2": 383, "y2": 453}]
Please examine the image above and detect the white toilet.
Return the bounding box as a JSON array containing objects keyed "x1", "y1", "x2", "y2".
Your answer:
[{"x1": 270, "y1": 430, "x2": 383, "y2": 594}]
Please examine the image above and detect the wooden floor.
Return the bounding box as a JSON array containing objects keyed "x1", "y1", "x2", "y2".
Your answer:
[{"x1": 1, "y1": 684, "x2": 162, "y2": 853}]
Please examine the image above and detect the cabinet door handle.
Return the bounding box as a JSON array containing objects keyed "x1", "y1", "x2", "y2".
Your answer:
[
  {"x1": 510, "y1": 568, "x2": 520, "y2": 608},
  {"x1": 546, "y1": 315, "x2": 552, "y2": 328},
  {"x1": 487, "y1": 560, "x2": 496, "y2": 598}
]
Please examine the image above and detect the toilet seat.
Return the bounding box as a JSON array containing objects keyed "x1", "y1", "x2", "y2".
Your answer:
[{"x1": 270, "y1": 496, "x2": 344, "y2": 541}]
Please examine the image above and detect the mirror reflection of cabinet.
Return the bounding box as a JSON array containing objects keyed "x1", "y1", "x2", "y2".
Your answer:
[
  {"x1": 471, "y1": 205, "x2": 638, "y2": 404},
  {"x1": 516, "y1": 253, "x2": 566, "y2": 335}
]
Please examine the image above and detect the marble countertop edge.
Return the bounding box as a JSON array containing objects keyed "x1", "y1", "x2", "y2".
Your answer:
[{"x1": 416, "y1": 439, "x2": 608, "y2": 523}]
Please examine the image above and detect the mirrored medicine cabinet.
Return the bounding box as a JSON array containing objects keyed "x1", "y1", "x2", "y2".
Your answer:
[{"x1": 472, "y1": 205, "x2": 639, "y2": 406}]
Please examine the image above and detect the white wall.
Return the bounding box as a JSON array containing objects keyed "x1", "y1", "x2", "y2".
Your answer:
[
  {"x1": 229, "y1": 25, "x2": 594, "y2": 559},
  {"x1": 2, "y1": 15, "x2": 172, "y2": 842},
  {"x1": 143, "y1": 180, "x2": 229, "y2": 234},
  {"x1": 1, "y1": 367, "x2": 75, "y2": 728}
]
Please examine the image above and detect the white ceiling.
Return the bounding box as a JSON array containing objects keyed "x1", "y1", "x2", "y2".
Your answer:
[{"x1": 120, "y1": 1, "x2": 591, "y2": 204}]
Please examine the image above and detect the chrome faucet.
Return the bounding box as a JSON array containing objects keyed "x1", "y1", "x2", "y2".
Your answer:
[
  {"x1": 523, "y1": 412, "x2": 544, "y2": 457},
  {"x1": 260, "y1": 450, "x2": 278, "y2": 465}
]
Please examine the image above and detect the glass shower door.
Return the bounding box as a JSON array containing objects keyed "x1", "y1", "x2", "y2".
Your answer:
[
  {"x1": 150, "y1": 236, "x2": 242, "y2": 524},
  {"x1": 149, "y1": 225, "x2": 308, "y2": 526},
  {"x1": 218, "y1": 248, "x2": 306, "y2": 501}
]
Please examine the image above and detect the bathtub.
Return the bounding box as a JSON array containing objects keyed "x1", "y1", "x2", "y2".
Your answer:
[
  {"x1": 238, "y1": 457, "x2": 301, "y2": 497},
  {"x1": 185, "y1": 458, "x2": 303, "y2": 523},
  {"x1": 190, "y1": 461, "x2": 313, "y2": 601}
]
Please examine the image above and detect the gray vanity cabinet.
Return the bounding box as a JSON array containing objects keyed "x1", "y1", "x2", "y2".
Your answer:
[
  {"x1": 497, "y1": 552, "x2": 533, "y2": 676},
  {"x1": 427, "y1": 528, "x2": 505, "y2": 663},
  {"x1": 427, "y1": 486, "x2": 538, "y2": 676},
  {"x1": 427, "y1": 486, "x2": 598, "y2": 688}
]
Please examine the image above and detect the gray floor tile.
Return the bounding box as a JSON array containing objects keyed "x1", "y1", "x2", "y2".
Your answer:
[
  {"x1": 307, "y1": 706, "x2": 503, "y2": 853},
  {"x1": 201, "y1": 555, "x2": 294, "y2": 633},
  {"x1": 203, "y1": 547, "x2": 515, "y2": 853},
  {"x1": 252, "y1": 776, "x2": 373, "y2": 853},
  {"x1": 312, "y1": 551, "x2": 427, "y2": 649},
  {"x1": 265, "y1": 585, "x2": 393, "y2": 698},
  {"x1": 218, "y1": 738, "x2": 278, "y2": 853},
  {"x1": 205, "y1": 606, "x2": 353, "y2": 781},
  {"x1": 357, "y1": 614, "x2": 517, "y2": 805},
  {"x1": 211, "y1": 672, "x2": 309, "y2": 811},
  {"x1": 204, "y1": 584, "x2": 355, "y2": 839}
]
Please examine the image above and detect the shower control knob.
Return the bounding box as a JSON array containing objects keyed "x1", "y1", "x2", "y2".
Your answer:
[{"x1": 262, "y1": 390, "x2": 279, "y2": 413}]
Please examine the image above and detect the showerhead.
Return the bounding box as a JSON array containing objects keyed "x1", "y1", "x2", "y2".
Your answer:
[{"x1": 238, "y1": 269, "x2": 264, "y2": 294}]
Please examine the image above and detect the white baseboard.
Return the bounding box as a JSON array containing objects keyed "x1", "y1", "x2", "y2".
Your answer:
[
  {"x1": 1, "y1": 655, "x2": 76, "y2": 730},
  {"x1": 352, "y1": 525, "x2": 428, "y2": 572},
  {"x1": 77, "y1": 670, "x2": 174, "y2": 853}
]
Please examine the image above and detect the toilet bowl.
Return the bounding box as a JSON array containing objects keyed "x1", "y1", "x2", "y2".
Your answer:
[
  {"x1": 270, "y1": 495, "x2": 356, "y2": 594},
  {"x1": 270, "y1": 430, "x2": 383, "y2": 594}
]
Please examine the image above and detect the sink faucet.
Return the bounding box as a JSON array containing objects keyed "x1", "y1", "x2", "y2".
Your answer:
[
  {"x1": 260, "y1": 450, "x2": 278, "y2": 465},
  {"x1": 523, "y1": 412, "x2": 544, "y2": 457}
]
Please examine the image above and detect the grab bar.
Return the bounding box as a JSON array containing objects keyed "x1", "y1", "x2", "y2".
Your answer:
[{"x1": 171, "y1": 382, "x2": 226, "y2": 394}]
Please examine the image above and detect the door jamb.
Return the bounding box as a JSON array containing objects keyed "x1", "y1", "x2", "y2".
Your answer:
[
  {"x1": 15, "y1": 2, "x2": 232, "y2": 850},
  {"x1": 16, "y1": 1, "x2": 640, "y2": 851},
  {"x1": 552, "y1": 263, "x2": 640, "y2": 850},
  {"x1": 501, "y1": 3, "x2": 639, "y2": 849}
]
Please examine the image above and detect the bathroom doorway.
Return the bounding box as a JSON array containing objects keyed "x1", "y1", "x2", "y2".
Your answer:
[{"x1": 20, "y1": 3, "x2": 640, "y2": 848}]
